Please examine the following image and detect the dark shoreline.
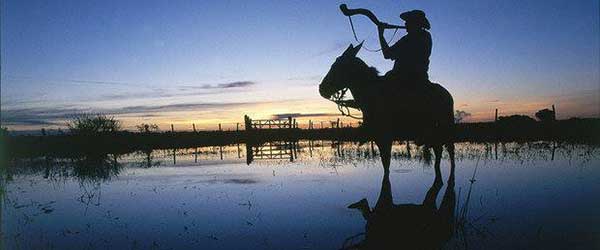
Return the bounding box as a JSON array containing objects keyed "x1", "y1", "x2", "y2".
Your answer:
[{"x1": 2, "y1": 118, "x2": 599, "y2": 158}]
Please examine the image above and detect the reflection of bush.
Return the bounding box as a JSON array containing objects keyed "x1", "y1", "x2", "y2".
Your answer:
[
  {"x1": 5, "y1": 153, "x2": 123, "y2": 185},
  {"x1": 71, "y1": 154, "x2": 122, "y2": 183},
  {"x1": 135, "y1": 149, "x2": 162, "y2": 168}
]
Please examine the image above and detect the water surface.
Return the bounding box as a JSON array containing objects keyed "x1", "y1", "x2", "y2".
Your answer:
[{"x1": 2, "y1": 141, "x2": 599, "y2": 249}]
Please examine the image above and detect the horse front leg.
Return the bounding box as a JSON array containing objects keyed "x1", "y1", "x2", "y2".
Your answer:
[{"x1": 376, "y1": 139, "x2": 392, "y2": 173}]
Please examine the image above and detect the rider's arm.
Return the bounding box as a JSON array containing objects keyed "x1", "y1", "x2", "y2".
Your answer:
[{"x1": 378, "y1": 26, "x2": 393, "y2": 59}]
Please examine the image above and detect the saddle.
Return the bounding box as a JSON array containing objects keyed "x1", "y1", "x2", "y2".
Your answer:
[{"x1": 378, "y1": 76, "x2": 435, "y2": 112}]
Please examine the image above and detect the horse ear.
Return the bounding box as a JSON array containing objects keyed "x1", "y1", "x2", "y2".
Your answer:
[
  {"x1": 342, "y1": 44, "x2": 354, "y2": 57},
  {"x1": 349, "y1": 41, "x2": 363, "y2": 57}
]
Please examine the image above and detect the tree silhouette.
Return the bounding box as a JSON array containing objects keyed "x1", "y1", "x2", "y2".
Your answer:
[
  {"x1": 67, "y1": 114, "x2": 121, "y2": 135},
  {"x1": 136, "y1": 123, "x2": 160, "y2": 133},
  {"x1": 454, "y1": 110, "x2": 471, "y2": 123}
]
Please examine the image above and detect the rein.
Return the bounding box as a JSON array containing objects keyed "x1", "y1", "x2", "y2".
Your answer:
[
  {"x1": 347, "y1": 16, "x2": 399, "y2": 52},
  {"x1": 332, "y1": 88, "x2": 363, "y2": 119}
]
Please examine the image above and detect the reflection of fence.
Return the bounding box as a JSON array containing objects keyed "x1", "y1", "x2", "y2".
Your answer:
[{"x1": 246, "y1": 141, "x2": 297, "y2": 164}]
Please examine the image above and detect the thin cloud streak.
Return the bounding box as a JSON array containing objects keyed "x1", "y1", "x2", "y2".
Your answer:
[
  {"x1": 178, "y1": 81, "x2": 257, "y2": 90},
  {"x1": 1, "y1": 100, "x2": 290, "y2": 127},
  {"x1": 271, "y1": 112, "x2": 341, "y2": 119},
  {"x1": 2, "y1": 75, "x2": 143, "y2": 86},
  {"x1": 3, "y1": 75, "x2": 256, "y2": 91}
]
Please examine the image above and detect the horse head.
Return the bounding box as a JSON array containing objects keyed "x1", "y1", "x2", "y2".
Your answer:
[{"x1": 319, "y1": 43, "x2": 370, "y2": 101}]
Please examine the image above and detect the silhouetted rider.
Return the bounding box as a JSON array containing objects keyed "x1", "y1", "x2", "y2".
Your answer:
[{"x1": 378, "y1": 10, "x2": 431, "y2": 87}]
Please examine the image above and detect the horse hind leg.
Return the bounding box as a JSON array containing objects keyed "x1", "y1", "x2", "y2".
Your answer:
[
  {"x1": 446, "y1": 142, "x2": 456, "y2": 184},
  {"x1": 433, "y1": 144, "x2": 443, "y2": 185}
]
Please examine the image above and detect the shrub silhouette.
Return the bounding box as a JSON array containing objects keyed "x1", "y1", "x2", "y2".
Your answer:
[
  {"x1": 535, "y1": 108, "x2": 555, "y2": 123},
  {"x1": 497, "y1": 115, "x2": 536, "y2": 125},
  {"x1": 67, "y1": 114, "x2": 121, "y2": 135},
  {"x1": 454, "y1": 110, "x2": 471, "y2": 123},
  {"x1": 136, "y1": 123, "x2": 160, "y2": 133}
]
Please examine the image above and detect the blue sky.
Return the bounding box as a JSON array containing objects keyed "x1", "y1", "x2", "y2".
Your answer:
[{"x1": 1, "y1": 0, "x2": 599, "y2": 130}]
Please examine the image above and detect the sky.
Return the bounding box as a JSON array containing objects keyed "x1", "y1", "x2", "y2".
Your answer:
[{"x1": 1, "y1": 0, "x2": 599, "y2": 131}]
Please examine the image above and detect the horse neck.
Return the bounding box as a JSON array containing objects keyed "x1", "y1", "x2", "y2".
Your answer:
[{"x1": 347, "y1": 70, "x2": 378, "y2": 106}]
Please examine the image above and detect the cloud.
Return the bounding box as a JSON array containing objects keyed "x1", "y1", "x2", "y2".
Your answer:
[
  {"x1": 270, "y1": 113, "x2": 341, "y2": 119},
  {"x1": 4, "y1": 75, "x2": 257, "y2": 90},
  {"x1": 117, "y1": 102, "x2": 255, "y2": 114},
  {"x1": 179, "y1": 81, "x2": 256, "y2": 90},
  {"x1": 94, "y1": 81, "x2": 257, "y2": 102},
  {"x1": 99, "y1": 89, "x2": 233, "y2": 101},
  {"x1": 0, "y1": 100, "x2": 282, "y2": 127},
  {"x1": 1, "y1": 107, "x2": 92, "y2": 126},
  {"x1": 3, "y1": 75, "x2": 142, "y2": 87},
  {"x1": 1, "y1": 119, "x2": 62, "y2": 126},
  {"x1": 217, "y1": 81, "x2": 255, "y2": 88}
]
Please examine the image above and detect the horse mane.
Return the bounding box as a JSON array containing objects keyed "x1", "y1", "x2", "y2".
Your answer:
[
  {"x1": 366, "y1": 66, "x2": 380, "y2": 79},
  {"x1": 355, "y1": 57, "x2": 380, "y2": 80}
]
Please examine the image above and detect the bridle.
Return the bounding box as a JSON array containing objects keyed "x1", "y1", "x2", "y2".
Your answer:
[{"x1": 331, "y1": 87, "x2": 362, "y2": 119}]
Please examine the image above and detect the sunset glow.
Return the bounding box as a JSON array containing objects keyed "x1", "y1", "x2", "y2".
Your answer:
[{"x1": 2, "y1": 0, "x2": 598, "y2": 131}]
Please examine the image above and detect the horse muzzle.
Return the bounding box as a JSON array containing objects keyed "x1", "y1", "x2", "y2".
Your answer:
[
  {"x1": 319, "y1": 85, "x2": 332, "y2": 99},
  {"x1": 319, "y1": 81, "x2": 341, "y2": 100}
]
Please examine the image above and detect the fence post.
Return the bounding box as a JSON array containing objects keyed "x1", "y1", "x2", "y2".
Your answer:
[
  {"x1": 236, "y1": 123, "x2": 240, "y2": 132},
  {"x1": 494, "y1": 109, "x2": 498, "y2": 122},
  {"x1": 171, "y1": 124, "x2": 174, "y2": 133},
  {"x1": 288, "y1": 117, "x2": 293, "y2": 129},
  {"x1": 218, "y1": 123, "x2": 222, "y2": 131},
  {"x1": 192, "y1": 123, "x2": 196, "y2": 132},
  {"x1": 552, "y1": 104, "x2": 556, "y2": 120},
  {"x1": 244, "y1": 115, "x2": 252, "y2": 130},
  {"x1": 337, "y1": 118, "x2": 340, "y2": 129}
]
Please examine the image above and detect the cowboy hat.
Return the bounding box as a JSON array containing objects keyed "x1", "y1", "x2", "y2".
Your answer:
[{"x1": 400, "y1": 10, "x2": 430, "y2": 30}]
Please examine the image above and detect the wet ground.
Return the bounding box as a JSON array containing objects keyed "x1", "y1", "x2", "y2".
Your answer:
[{"x1": 1, "y1": 141, "x2": 599, "y2": 249}]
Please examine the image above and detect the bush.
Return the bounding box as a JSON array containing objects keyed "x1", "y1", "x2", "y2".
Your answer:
[
  {"x1": 535, "y1": 108, "x2": 555, "y2": 122},
  {"x1": 67, "y1": 114, "x2": 121, "y2": 134},
  {"x1": 135, "y1": 123, "x2": 160, "y2": 133},
  {"x1": 454, "y1": 110, "x2": 472, "y2": 123}
]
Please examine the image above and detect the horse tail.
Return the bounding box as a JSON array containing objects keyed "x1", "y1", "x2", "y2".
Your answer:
[{"x1": 431, "y1": 82, "x2": 455, "y2": 143}]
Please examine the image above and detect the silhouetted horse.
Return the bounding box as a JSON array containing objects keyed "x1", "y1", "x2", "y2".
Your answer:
[
  {"x1": 342, "y1": 158, "x2": 456, "y2": 250},
  {"x1": 319, "y1": 43, "x2": 455, "y2": 171}
]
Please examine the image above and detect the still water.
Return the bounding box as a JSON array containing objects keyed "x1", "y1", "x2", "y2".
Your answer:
[{"x1": 2, "y1": 141, "x2": 599, "y2": 249}]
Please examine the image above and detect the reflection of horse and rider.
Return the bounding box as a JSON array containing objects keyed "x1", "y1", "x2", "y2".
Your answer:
[
  {"x1": 342, "y1": 156, "x2": 456, "y2": 250},
  {"x1": 319, "y1": 5, "x2": 455, "y2": 172}
]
